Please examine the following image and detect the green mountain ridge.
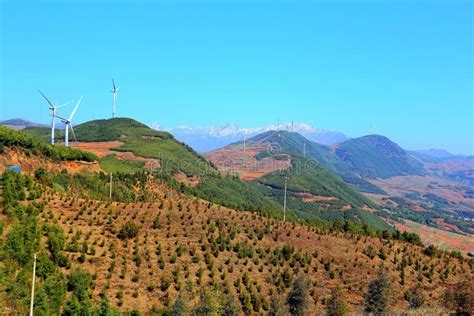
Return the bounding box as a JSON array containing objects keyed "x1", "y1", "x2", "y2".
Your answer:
[
  {"x1": 335, "y1": 135, "x2": 426, "y2": 179},
  {"x1": 228, "y1": 131, "x2": 390, "y2": 230},
  {"x1": 19, "y1": 118, "x2": 391, "y2": 231},
  {"x1": 244, "y1": 130, "x2": 426, "y2": 183},
  {"x1": 242, "y1": 130, "x2": 385, "y2": 194}
]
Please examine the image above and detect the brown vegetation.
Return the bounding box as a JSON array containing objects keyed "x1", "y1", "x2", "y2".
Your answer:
[{"x1": 29, "y1": 183, "x2": 473, "y2": 314}]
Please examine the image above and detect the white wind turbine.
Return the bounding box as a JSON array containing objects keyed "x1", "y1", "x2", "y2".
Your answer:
[
  {"x1": 39, "y1": 91, "x2": 71, "y2": 145},
  {"x1": 111, "y1": 79, "x2": 119, "y2": 118},
  {"x1": 54, "y1": 96, "x2": 82, "y2": 147}
]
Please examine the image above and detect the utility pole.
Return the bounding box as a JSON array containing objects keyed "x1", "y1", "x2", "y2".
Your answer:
[
  {"x1": 30, "y1": 253, "x2": 37, "y2": 316},
  {"x1": 283, "y1": 177, "x2": 287, "y2": 222},
  {"x1": 109, "y1": 172, "x2": 113, "y2": 200},
  {"x1": 303, "y1": 142, "x2": 306, "y2": 157},
  {"x1": 243, "y1": 135, "x2": 246, "y2": 152}
]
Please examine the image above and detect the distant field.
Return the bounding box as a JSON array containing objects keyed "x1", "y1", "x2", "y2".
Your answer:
[
  {"x1": 395, "y1": 219, "x2": 474, "y2": 253},
  {"x1": 371, "y1": 175, "x2": 473, "y2": 205}
]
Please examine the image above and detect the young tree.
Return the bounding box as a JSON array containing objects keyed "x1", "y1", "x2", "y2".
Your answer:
[
  {"x1": 442, "y1": 280, "x2": 474, "y2": 314},
  {"x1": 222, "y1": 295, "x2": 240, "y2": 316},
  {"x1": 269, "y1": 294, "x2": 290, "y2": 316},
  {"x1": 170, "y1": 297, "x2": 188, "y2": 316},
  {"x1": 287, "y1": 275, "x2": 309, "y2": 316},
  {"x1": 404, "y1": 284, "x2": 425, "y2": 309},
  {"x1": 364, "y1": 267, "x2": 392, "y2": 315},
  {"x1": 193, "y1": 289, "x2": 224, "y2": 316},
  {"x1": 326, "y1": 285, "x2": 348, "y2": 316}
]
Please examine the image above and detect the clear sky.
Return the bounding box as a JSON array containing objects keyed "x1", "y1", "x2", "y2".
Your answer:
[{"x1": 1, "y1": 0, "x2": 472, "y2": 154}]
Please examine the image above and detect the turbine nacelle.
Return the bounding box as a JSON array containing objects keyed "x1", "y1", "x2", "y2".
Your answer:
[{"x1": 52, "y1": 95, "x2": 82, "y2": 147}]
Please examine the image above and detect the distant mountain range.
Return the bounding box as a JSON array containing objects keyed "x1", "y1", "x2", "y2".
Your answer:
[
  {"x1": 0, "y1": 118, "x2": 47, "y2": 130},
  {"x1": 2, "y1": 118, "x2": 469, "y2": 159},
  {"x1": 409, "y1": 149, "x2": 471, "y2": 163},
  {"x1": 150, "y1": 122, "x2": 350, "y2": 152}
]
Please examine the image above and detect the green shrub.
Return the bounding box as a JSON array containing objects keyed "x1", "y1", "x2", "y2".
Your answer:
[
  {"x1": 0, "y1": 126, "x2": 97, "y2": 162},
  {"x1": 118, "y1": 221, "x2": 139, "y2": 239}
]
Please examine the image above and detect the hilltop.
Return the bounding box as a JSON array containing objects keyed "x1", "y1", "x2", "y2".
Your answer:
[
  {"x1": 24, "y1": 118, "x2": 211, "y2": 177},
  {"x1": 152, "y1": 122, "x2": 349, "y2": 152},
  {"x1": 207, "y1": 130, "x2": 384, "y2": 193},
  {"x1": 334, "y1": 135, "x2": 425, "y2": 179}
]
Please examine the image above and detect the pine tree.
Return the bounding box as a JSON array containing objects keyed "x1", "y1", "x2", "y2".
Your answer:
[
  {"x1": 364, "y1": 267, "x2": 392, "y2": 315},
  {"x1": 326, "y1": 285, "x2": 348, "y2": 316},
  {"x1": 287, "y1": 275, "x2": 309, "y2": 316},
  {"x1": 170, "y1": 297, "x2": 188, "y2": 316},
  {"x1": 269, "y1": 294, "x2": 290, "y2": 316}
]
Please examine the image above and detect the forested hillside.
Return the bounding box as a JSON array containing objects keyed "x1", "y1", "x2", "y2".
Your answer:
[{"x1": 1, "y1": 169, "x2": 472, "y2": 315}]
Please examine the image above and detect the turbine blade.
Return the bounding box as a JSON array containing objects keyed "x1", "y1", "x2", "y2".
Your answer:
[
  {"x1": 70, "y1": 124, "x2": 77, "y2": 143},
  {"x1": 38, "y1": 90, "x2": 55, "y2": 108},
  {"x1": 56, "y1": 100, "x2": 73, "y2": 108},
  {"x1": 68, "y1": 96, "x2": 82, "y2": 121},
  {"x1": 53, "y1": 114, "x2": 68, "y2": 121},
  {"x1": 112, "y1": 79, "x2": 116, "y2": 90}
]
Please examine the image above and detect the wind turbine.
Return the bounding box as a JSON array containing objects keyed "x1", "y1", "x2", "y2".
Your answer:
[
  {"x1": 111, "y1": 79, "x2": 119, "y2": 118},
  {"x1": 54, "y1": 96, "x2": 82, "y2": 147},
  {"x1": 39, "y1": 91, "x2": 70, "y2": 145}
]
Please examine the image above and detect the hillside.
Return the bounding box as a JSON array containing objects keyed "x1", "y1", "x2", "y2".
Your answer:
[
  {"x1": 255, "y1": 156, "x2": 391, "y2": 231},
  {"x1": 20, "y1": 120, "x2": 386, "y2": 231},
  {"x1": 243, "y1": 131, "x2": 387, "y2": 194},
  {"x1": 25, "y1": 118, "x2": 212, "y2": 178},
  {"x1": 207, "y1": 130, "x2": 385, "y2": 193},
  {"x1": 1, "y1": 169, "x2": 472, "y2": 315},
  {"x1": 19, "y1": 120, "x2": 283, "y2": 219},
  {"x1": 334, "y1": 135, "x2": 425, "y2": 179},
  {"x1": 206, "y1": 131, "x2": 390, "y2": 230},
  {"x1": 0, "y1": 126, "x2": 97, "y2": 164}
]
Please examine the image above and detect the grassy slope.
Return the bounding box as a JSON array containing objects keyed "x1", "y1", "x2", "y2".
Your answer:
[
  {"x1": 335, "y1": 135, "x2": 425, "y2": 179},
  {"x1": 99, "y1": 154, "x2": 145, "y2": 174}
]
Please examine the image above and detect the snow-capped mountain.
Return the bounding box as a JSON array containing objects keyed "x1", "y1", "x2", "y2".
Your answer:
[{"x1": 149, "y1": 122, "x2": 350, "y2": 153}]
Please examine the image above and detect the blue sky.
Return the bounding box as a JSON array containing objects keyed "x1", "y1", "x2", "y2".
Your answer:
[{"x1": 1, "y1": 0, "x2": 472, "y2": 154}]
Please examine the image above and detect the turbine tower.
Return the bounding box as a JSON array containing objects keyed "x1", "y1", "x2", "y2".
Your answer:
[
  {"x1": 55, "y1": 96, "x2": 82, "y2": 147},
  {"x1": 111, "y1": 79, "x2": 119, "y2": 118},
  {"x1": 39, "y1": 91, "x2": 70, "y2": 145}
]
